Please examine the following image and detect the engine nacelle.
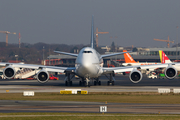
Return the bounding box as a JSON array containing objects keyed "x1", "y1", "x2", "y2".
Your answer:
[
  {"x1": 36, "y1": 70, "x2": 49, "y2": 83},
  {"x1": 3, "y1": 66, "x2": 16, "y2": 79},
  {"x1": 164, "y1": 66, "x2": 177, "y2": 79},
  {"x1": 129, "y1": 70, "x2": 142, "y2": 83}
]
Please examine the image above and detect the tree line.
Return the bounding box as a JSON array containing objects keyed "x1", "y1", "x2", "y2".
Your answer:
[{"x1": 0, "y1": 42, "x2": 105, "y2": 64}]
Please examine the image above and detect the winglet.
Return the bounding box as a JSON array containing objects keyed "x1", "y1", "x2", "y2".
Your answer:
[
  {"x1": 91, "y1": 15, "x2": 94, "y2": 48},
  {"x1": 123, "y1": 50, "x2": 136, "y2": 63},
  {"x1": 159, "y1": 50, "x2": 172, "y2": 63}
]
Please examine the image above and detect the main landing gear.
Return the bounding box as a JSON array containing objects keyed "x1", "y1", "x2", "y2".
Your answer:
[
  {"x1": 64, "y1": 73, "x2": 115, "y2": 87},
  {"x1": 64, "y1": 73, "x2": 74, "y2": 86},
  {"x1": 94, "y1": 78, "x2": 101, "y2": 86},
  {"x1": 105, "y1": 73, "x2": 115, "y2": 86}
]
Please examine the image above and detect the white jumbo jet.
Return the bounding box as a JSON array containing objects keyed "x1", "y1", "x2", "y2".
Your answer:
[{"x1": 1, "y1": 16, "x2": 180, "y2": 86}]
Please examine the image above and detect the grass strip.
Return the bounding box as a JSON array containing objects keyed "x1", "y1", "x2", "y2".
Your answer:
[
  {"x1": 0, "y1": 113, "x2": 180, "y2": 120},
  {"x1": 0, "y1": 92, "x2": 180, "y2": 104}
]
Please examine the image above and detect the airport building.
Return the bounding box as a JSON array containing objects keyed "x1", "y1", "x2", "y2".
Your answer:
[{"x1": 135, "y1": 47, "x2": 180, "y2": 56}]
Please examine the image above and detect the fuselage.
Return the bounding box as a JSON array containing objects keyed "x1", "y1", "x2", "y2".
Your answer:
[
  {"x1": 75, "y1": 47, "x2": 103, "y2": 78},
  {"x1": 122, "y1": 62, "x2": 159, "y2": 66}
]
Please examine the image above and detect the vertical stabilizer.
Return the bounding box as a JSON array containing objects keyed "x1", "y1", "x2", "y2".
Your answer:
[
  {"x1": 159, "y1": 50, "x2": 172, "y2": 63},
  {"x1": 159, "y1": 50, "x2": 162, "y2": 63},
  {"x1": 91, "y1": 15, "x2": 94, "y2": 48},
  {"x1": 123, "y1": 50, "x2": 136, "y2": 63}
]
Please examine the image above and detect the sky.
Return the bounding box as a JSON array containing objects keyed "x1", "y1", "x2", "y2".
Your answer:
[{"x1": 0, "y1": 0, "x2": 180, "y2": 47}]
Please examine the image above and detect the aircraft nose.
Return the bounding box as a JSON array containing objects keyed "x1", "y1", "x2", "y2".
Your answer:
[{"x1": 81, "y1": 61, "x2": 91, "y2": 69}]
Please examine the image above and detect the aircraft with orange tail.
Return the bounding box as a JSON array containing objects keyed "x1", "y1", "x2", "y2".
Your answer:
[{"x1": 122, "y1": 50, "x2": 159, "y2": 66}]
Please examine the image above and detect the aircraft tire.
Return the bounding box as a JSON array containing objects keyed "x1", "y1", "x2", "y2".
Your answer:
[
  {"x1": 79, "y1": 81, "x2": 82, "y2": 86},
  {"x1": 70, "y1": 81, "x2": 72, "y2": 86},
  {"x1": 65, "y1": 81, "x2": 68, "y2": 86},
  {"x1": 88, "y1": 82, "x2": 91, "y2": 87},
  {"x1": 83, "y1": 81, "x2": 86, "y2": 87},
  {"x1": 98, "y1": 81, "x2": 101, "y2": 85},
  {"x1": 94, "y1": 81, "x2": 97, "y2": 86},
  {"x1": 107, "y1": 81, "x2": 110, "y2": 86},
  {"x1": 112, "y1": 81, "x2": 114, "y2": 86}
]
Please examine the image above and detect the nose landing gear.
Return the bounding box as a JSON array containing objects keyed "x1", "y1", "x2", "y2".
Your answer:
[{"x1": 79, "y1": 77, "x2": 91, "y2": 87}]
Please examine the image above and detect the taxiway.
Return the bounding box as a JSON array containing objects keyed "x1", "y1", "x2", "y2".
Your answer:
[{"x1": 0, "y1": 75, "x2": 180, "y2": 114}]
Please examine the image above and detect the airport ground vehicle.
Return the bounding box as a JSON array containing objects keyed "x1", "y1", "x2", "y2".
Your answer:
[
  {"x1": 147, "y1": 73, "x2": 157, "y2": 79},
  {"x1": 0, "y1": 72, "x2": 4, "y2": 79},
  {"x1": 49, "y1": 74, "x2": 58, "y2": 80},
  {"x1": 159, "y1": 73, "x2": 165, "y2": 79}
]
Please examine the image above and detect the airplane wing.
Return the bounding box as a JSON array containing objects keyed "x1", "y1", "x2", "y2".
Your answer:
[
  {"x1": 0, "y1": 62, "x2": 76, "y2": 83},
  {"x1": 103, "y1": 63, "x2": 177, "y2": 73},
  {"x1": 101, "y1": 51, "x2": 132, "y2": 58},
  {"x1": 54, "y1": 51, "x2": 78, "y2": 57},
  {"x1": 102, "y1": 63, "x2": 180, "y2": 83},
  {"x1": 0, "y1": 62, "x2": 75, "y2": 73}
]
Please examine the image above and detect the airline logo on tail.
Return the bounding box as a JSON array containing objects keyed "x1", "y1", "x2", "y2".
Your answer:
[
  {"x1": 159, "y1": 50, "x2": 172, "y2": 63},
  {"x1": 123, "y1": 50, "x2": 136, "y2": 63},
  {"x1": 123, "y1": 50, "x2": 158, "y2": 65}
]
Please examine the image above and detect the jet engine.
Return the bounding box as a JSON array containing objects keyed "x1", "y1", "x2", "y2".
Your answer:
[
  {"x1": 129, "y1": 70, "x2": 142, "y2": 83},
  {"x1": 3, "y1": 66, "x2": 16, "y2": 79},
  {"x1": 164, "y1": 66, "x2": 177, "y2": 79},
  {"x1": 36, "y1": 70, "x2": 49, "y2": 83}
]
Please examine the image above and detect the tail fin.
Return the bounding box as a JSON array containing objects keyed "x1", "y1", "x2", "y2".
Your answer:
[
  {"x1": 159, "y1": 50, "x2": 162, "y2": 63},
  {"x1": 159, "y1": 50, "x2": 172, "y2": 63},
  {"x1": 123, "y1": 50, "x2": 136, "y2": 63},
  {"x1": 91, "y1": 15, "x2": 94, "y2": 48}
]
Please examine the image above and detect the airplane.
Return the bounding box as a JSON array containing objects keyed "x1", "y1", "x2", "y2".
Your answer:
[
  {"x1": 158, "y1": 50, "x2": 180, "y2": 78},
  {"x1": 122, "y1": 50, "x2": 159, "y2": 66},
  {"x1": 159, "y1": 50, "x2": 180, "y2": 72},
  {"x1": 122, "y1": 50, "x2": 163, "y2": 75},
  {"x1": 0, "y1": 16, "x2": 179, "y2": 86},
  {"x1": 159, "y1": 50, "x2": 172, "y2": 64}
]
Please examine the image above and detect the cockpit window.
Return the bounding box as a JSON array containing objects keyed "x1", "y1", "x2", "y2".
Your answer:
[{"x1": 83, "y1": 51, "x2": 92, "y2": 53}]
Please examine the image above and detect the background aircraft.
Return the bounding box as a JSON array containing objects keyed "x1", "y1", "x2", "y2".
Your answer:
[
  {"x1": 159, "y1": 50, "x2": 180, "y2": 72},
  {"x1": 159, "y1": 50, "x2": 172, "y2": 64},
  {"x1": 122, "y1": 50, "x2": 162, "y2": 75},
  {"x1": 122, "y1": 50, "x2": 159, "y2": 66}
]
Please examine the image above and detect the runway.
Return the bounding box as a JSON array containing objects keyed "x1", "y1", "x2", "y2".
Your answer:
[
  {"x1": 0, "y1": 75, "x2": 180, "y2": 93},
  {"x1": 0, "y1": 100, "x2": 180, "y2": 114},
  {"x1": 0, "y1": 75, "x2": 180, "y2": 114}
]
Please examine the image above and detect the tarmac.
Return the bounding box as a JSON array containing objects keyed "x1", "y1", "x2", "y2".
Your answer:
[
  {"x1": 0, "y1": 100, "x2": 180, "y2": 114},
  {"x1": 0, "y1": 75, "x2": 180, "y2": 114},
  {"x1": 0, "y1": 74, "x2": 179, "y2": 93}
]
